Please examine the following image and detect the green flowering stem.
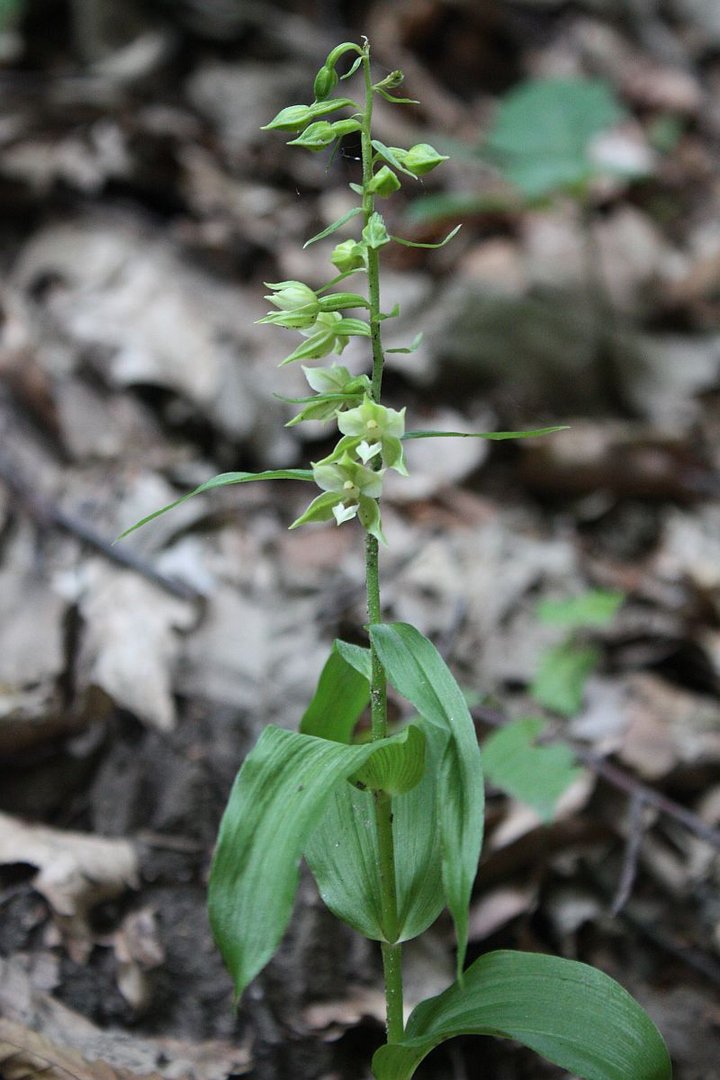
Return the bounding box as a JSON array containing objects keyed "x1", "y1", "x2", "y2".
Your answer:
[{"x1": 360, "y1": 40, "x2": 404, "y2": 1046}]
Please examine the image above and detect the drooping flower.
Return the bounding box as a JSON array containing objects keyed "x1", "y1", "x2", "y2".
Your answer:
[
  {"x1": 337, "y1": 396, "x2": 408, "y2": 474},
  {"x1": 290, "y1": 452, "x2": 386, "y2": 543}
]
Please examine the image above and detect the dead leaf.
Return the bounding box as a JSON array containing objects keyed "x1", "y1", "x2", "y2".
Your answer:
[
  {"x1": 0, "y1": 1019, "x2": 163, "y2": 1080},
  {"x1": 0, "y1": 813, "x2": 138, "y2": 955}
]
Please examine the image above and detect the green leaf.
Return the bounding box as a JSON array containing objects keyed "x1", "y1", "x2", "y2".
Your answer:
[
  {"x1": 317, "y1": 292, "x2": 370, "y2": 312},
  {"x1": 304, "y1": 206, "x2": 363, "y2": 248},
  {"x1": 305, "y1": 719, "x2": 446, "y2": 943},
  {"x1": 483, "y1": 717, "x2": 582, "y2": 820},
  {"x1": 372, "y1": 949, "x2": 672, "y2": 1080},
  {"x1": 375, "y1": 87, "x2": 420, "y2": 105},
  {"x1": 116, "y1": 469, "x2": 314, "y2": 540},
  {"x1": 300, "y1": 641, "x2": 371, "y2": 743},
  {"x1": 362, "y1": 212, "x2": 391, "y2": 250},
  {"x1": 402, "y1": 425, "x2": 568, "y2": 440},
  {"x1": 531, "y1": 642, "x2": 600, "y2": 717},
  {"x1": 386, "y1": 332, "x2": 423, "y2": 355},
  {"x1": 538, "y1": 589, "x2": 624, "y2": 629},
  {"x1": 352, "y1": 723, "x2": 425, "y2": 794},
  {"x1": 208, "y1": 725, "x2": 423, "y2": 997},
  {"x1": 391, "y1": 224, "x2": 461, "y2": 249},
  {"x1": 485, "y1": 78, "x2": 626, "y2": 199},
  {"x1": 369, "y1": 623, "x2": 483, "y2": 977},
  {"x1": 371, "y1": 139, "x2": 417, "y2": 178}
]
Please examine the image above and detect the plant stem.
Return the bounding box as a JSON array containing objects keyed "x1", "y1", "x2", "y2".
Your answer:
[{"x1": 361, "y1": 41, "x2": 404, "y2": 1044}]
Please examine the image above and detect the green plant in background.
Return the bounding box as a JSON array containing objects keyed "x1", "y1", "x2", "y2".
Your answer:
[
  {"x1": 532, "y1": 588, "x2": 625, "y2": 717},
  {"x1": 120, "y1": 42, "x2": 670, "y2": 1080},
  {"x1": 408, "y1": 75, "x2": 643, "y2": 224}
]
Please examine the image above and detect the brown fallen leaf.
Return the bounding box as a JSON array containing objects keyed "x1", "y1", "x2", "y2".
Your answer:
[{"x1": 0, "y1": 1019, "x2": 163, "y2": 1080}]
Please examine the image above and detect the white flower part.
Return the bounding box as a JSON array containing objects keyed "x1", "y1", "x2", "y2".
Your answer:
[
  {"x1": 357, "y1": 440, "x2": 382, "y2": 464},
  {"x1": 333, "y1": 502, "x2": 358, "y2": 525}
]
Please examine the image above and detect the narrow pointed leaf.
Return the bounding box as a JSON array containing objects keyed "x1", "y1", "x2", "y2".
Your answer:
[
  {"x1": 386, "y1": 332, "x2": 423, "y2": 355},
  {"x1": 117, "y1": 469, "x2": 314, "y2": 540},
  {"x1": 370, "y1": 623, "x2": 483, "y2": 977},
  {"x1": 304, "y1": 206, "x2": 363, "y2": 248},
  {"x1": 300, "y1": 640, "x2": 371, "y2": 742},
  {"x1": 390, "y1": 224, "x2": 461, "y2": 249},
  {"x1": 483, "y1": 717, "x2": 582, "y2": 820},
  {"x1": 371, "y1": 139, "x2": 417, "y2": 178},
  {"x1": 373, "y1": 949, "x2": 672, "y2": 1080},
  {"x1": 208, "y1": 725, "x2": 422, "y2": 998},
  {"x1": 305, "y1": 720, "x2": 446, "y2": 943},
  {"x1": 402, "y1": 425, "x2": 568, "y2": 440}
]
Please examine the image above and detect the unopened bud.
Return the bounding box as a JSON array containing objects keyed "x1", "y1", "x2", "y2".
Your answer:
[
  {"x1": 314, "y1": 64, "x2": 339, "y2": 101},
  {"x1": 367, "y1": 165, "x2": 402, "y2": 197}
]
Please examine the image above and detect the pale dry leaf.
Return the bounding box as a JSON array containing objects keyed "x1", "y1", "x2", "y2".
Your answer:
[
  {"x1": 0, "y1": 1019, "x2": 163, "y2": 1080},
  {"x1": 0, "y1": 813, "x2": 138, "y2": 951},
  {"x1": 76, "y1": 567, "x2": 195, "y2": 731}
]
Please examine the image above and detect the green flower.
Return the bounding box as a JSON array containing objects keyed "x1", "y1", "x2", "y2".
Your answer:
[
  {"x1": 337, "y1": 397, "x2": 408, "y2": 474},
  {"x1": 290, "y1": 452, "x2": 386, "y2": 542},
  {"x1": 279, "y1": 311, "x2": 351, "y2": 365},
  {"x1": 331, "y1": 239, "x2": 366, "y2": 273},
  {"x1": 259, "y1": 280, "x2": 319, "y2": 330}
]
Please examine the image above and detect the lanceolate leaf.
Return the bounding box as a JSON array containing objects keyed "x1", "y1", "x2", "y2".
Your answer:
[
  {"x1": 372, "y1": 950, "x2": 672, "y2": 1080},
  {"x1": 304, "y1": 206, "x2": 363, "y2": 248},
  {"x1": 402, "y1": 426, "x2": 568, "y2": 440},
  {"x1": 117, "y1": 470, "x2": 314, "y2": 540},
  {"x1": 300, "y1": 641, "x2": 371, "y2": 742},
  {"x1": 305, "y1": 720, "x2": 446, "y2": 943},
  {"x1": 390, "y1": 224, "x2": 461, "y2": 249},
  {"x1": 208, "y1": 725, "x2": 428, "y2": 997},
  {"x1": 369, "y1": 624, "x2": 483, "y2": 977}
]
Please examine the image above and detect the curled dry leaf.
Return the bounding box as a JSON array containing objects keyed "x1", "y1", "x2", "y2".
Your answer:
[{"x1": 0, "y1": 813, "x2": 139, "y2": 955}]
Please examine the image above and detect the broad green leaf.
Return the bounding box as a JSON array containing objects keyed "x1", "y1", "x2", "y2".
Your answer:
[
  {"x1": 300, "y1": 641, "x2": 371, "y2": 743},
  {"x1": 305, "y1": 720, "x2": 446, "y2": 943},
  {"x1": 402, "y1": 425, "x2": 567, "y2": 441},
  {"x1": 352, "y1": 723, "x2": 425, "y2": 794},
  {"x1": 483, "y1": 717, "x2": 582, "y2": 820},
  {"x1": 538, "y1": 589, "x2": 624, "y2": 629},
  {"x1": 531, "y1": 642, "x2": 600, "y2": 716},
  {"x1": 116, "y1": 469, "x2": 314, "y2": 540},
  {"x1": 304, "y1": 206, "x2": 363, "y2": 248},
  {"x1": 372, "y1": 949, "x2": 672, "y2": 1080},
  {"x1": 485, "y1": 78, "x2": 626, "y2": 199},
  {"x1": 370, "y1": 623, "x2": 483, "y2": 977},
  {"x1": 208, "y1": 725, "x2": 424, "y2": 997},
  {"x1": 391, "y1": 224, "x2": 461, "y2": 249}
]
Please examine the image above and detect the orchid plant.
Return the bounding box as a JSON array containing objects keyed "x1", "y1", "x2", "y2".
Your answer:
[{"x1": 121, "y1": 40, "x2": 671, "y2": 1080}]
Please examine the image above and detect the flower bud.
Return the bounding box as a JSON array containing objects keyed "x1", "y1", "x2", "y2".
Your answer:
[
  {"x1": 313, "y1": 64, "x2": 339, "y2": 101},
  {"x1": 262, "y1": 104, "x2": 314, "y2": 132},
  {"x1": 265, "y1": 280, "x2": 318, "y2": 314},
  {"x1": 331, "y1": 240, "x2": 366, "y2": 273},
  {"x1": 403, "y1": 143, "x2": 449, "y2": 176},
  {"x1": 367, "y1": 165, "x2": 402, "y2": 197}
]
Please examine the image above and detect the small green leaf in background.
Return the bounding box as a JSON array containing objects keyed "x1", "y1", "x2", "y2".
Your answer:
[
  {"x1": 305, "y1": 720, "x2": 446, "y2": 944},
  {"x1": 485, "y1": 78, "x2": 626, "y2": 199},
  {"x1": 372, "y1": 949, "x2": 672, "y2": 1080},
  {"x1": 531, "y1": 641, "x2": 600, "y2": 717},
  {"x1": 370, "y1": 623, "x2": 484, "y2": 978},
  {"x1": 538, "y1": 588, "x2": 624, "y2": 628},
  {"x1": 483, "y1": 717, "x2": 582, "y2": 820},
  {"x1": 300, "y1": 641, "x2": 371, "y2": 742}
]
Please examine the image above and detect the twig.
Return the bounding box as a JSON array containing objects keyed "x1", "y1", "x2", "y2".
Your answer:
[
  {"x1": 611, "y1": 789, "x2": 646, "y2": 915},
  {"x1": 473, "y1": 704, "x2": 720, "y2": 852},
  {"x1": 0, "y1": 455, "x2": 202, "y2": 603}
]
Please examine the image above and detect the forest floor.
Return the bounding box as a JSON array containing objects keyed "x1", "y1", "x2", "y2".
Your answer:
[{"x1": 1, "y1": 2, "x2": 720, "y2": 1078}]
